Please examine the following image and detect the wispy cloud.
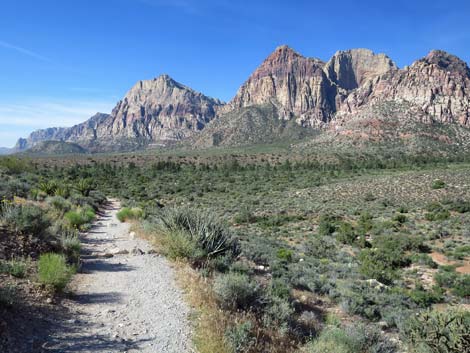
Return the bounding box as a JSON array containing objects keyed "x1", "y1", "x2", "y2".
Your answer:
[
  {"x1": 0, "y1": 98, "x2": 116, "y2": 147},
  {"x1": 0, "y1": 99, "x2": 115, "y2": 128},
  {"x1": 0, "y1": 40, "x2": 50, "y2": 62}
]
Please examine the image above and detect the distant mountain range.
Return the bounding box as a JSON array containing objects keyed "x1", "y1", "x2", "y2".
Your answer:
[
  {"x1": 0, "y1": 147, "x2": 11, "y2": 155},
  {"x1": 12, "y1": 45, "x2": 470, "y2": 154}
]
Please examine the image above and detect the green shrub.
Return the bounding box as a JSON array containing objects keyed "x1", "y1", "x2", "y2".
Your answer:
[
  {"x1": 116, "y1": 207, "x2": 142, "y2": 222},
  {"x1": 1, "y1": 204, "x2": 50, "y2": 235},
  {"x1": 64, "y1": 206, "x2": 95, "y2": 229},
  {"x1": 213, "y1": 272, "x2": 260, "y2": 310},
  {"x1": 0, "y1": 285, "x2": 17, "y2": 307},
  {"x1": 0, "y1": 157, "x2": 31, "y2": 174},
  {"x1": 392, "y1": 213, "x2": 407, "y2": 224},
  {"x1": 263, "y1": 294, "x2": 293, "y2": 330},
  {"x1": 407, "y1": 284, "x2": 444, "y2": 307},
  {"x1": 358, "y1": 212, "x2": 374, "y2": 234},
  {"x1": 224, "y1": 321, "x2": 255, "y2": 353},
  {"x1": 452, "y1": 275, "x2": 470, "y2": 298},
  {"x1": 47, "y1": 196, "x2": 71, "y2": 213},
  {"x1": 336, "y1": 221, "x2": 356, "y2": 244},
  {"x1": 38, "y1": 253, "x2": 74, "y2": 291},
  {"x1": 157, "y1": 207, "x2": 240, "y2": 264},
  {"x1": 402, "y1": 309, "x2": 469, "y2": 353},
  {"x1": 318, "y1": 215, "x2": 338, "y2": 236},
  {"x1": 277, "y1": 248, "x2": 293, "y2": 262},
  {"x1": 359, "y1": 247, "x2": 407, "y2": 285},
  {"x1": 162, "y1": 229, "x2": 198, "y2": 260},
  {"x1": 0, "y1": 258, "x2": 28, "y2": 278},
  {"x1": 60, "y1": 230, "x2": 81, "y2": 258},
  {"x1": 233, "y1": 207, "x2": 256, "y2": 224},
  {"x1": 425, "y1": 210, "x2": 450, "y2": 221},
  {"x1": 431, "y1": 179, "x2": 446, "y2": 189},
  {"x1": 448, "y1": 199, "x2": 470, "y2": 213},
  {"x1": 305, "y1": 324, "x2": 395, "y2": 353}
]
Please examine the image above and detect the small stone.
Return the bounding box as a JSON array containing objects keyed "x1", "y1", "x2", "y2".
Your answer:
[
  {"x1": 129, "y1": 232, "x2": 136, "y2": 240},
  {"x1": 109, "y1": 248, "x2": 129, "y2": 255},
  {"x1": 378, "y1": 321, "x2": 388, "y2": 330},
  {"x1": 131, "y1": 247, "x2": 144, "y2": 255}
]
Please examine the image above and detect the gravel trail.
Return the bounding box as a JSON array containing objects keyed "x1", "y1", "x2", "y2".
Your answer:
[{"x1": 45, "y1": 200, "x2": 193, "y2": 353}]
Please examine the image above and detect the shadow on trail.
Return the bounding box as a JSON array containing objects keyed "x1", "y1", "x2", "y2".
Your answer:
[
  {"x1": 69, "y1": 292, "x2": 123, "y2": 305},
  {"x1": 82, "y1": 260, "x2": 136, "y2": 273}
]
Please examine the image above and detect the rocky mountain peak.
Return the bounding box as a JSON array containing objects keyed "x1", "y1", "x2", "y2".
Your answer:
[
  {"x1": 324, "y1": 48, "x2": 397, "y2": 90},
  {"x1": 418, "y1": 50, "x2": 470, "y2": 77},
  {"x1": 228, "y1": 45, "x2": 333, "y2": 126}
]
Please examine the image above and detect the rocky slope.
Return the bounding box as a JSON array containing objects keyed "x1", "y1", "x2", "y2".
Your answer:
[
  {"x1": 14, "y1": 46, "x2": 470, "y2": 153},
  {"x1": 21, "y1": 141, "x2": 87, "y2": 155},
  {"x1": 338, "y1": 50, "x2": 470, "y2": 126},
  {"x1": 15, "y1": 75, "x2": 223, "y2": 152}
]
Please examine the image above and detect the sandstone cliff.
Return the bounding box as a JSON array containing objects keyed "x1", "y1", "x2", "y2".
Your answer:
[{"x1": 15, "y1": 75, "x2": 223, "y2": 152}]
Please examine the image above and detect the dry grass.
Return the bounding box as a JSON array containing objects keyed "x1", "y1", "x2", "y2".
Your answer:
[
  {"x1": 132, "y1": 222, "x2": 231, "y2": 353},
  {"x1": 176, "y1": 265, "x2": 230, "y2": 353}
]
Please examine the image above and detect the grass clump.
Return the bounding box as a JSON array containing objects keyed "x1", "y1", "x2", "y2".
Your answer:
[
  {"x1": 116, "y1": 207, "x2": 142, "y2": 222},
  {"x1": 0, "y1": 258, "x2": 28, "y2": 278},
  {"x1": 38, "y1": 253, "x2": 74, "y2": 292},
  {"x1": 224, "y1": 320, "x2": 255, "y2": 353}
]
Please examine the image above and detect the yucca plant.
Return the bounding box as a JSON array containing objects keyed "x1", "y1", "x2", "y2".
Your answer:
[
  {"x1": 76, "y1": 178, "x2": 93, "y2": 196},
  {"x1": 38, "y1": 180, "x2": 58, "y2": 196},
  {"x1": 157, "y1": 207, "x2": 240, "y2": 264},
  {"x1": 54, "y1": 184, "x2": 70, "y2": 198}
]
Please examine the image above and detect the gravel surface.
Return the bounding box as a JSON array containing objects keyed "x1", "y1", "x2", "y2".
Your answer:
[{"x1": 44, "y1": 200, "x2": 193, "y2": 353}]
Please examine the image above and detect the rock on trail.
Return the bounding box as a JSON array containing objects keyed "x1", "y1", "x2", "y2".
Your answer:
[{"x1": 44, "y1": 200, "x2": 193, "y2": 353}]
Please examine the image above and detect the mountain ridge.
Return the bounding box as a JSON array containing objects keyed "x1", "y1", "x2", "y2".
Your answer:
[{"x1": 13, "y1": 46, "x2": 470, "y2": 153}]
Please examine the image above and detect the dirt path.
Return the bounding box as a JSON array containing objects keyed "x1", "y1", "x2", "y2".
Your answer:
[{"x1": 44, "y1": 200, "x2": 193, "y2": 353}]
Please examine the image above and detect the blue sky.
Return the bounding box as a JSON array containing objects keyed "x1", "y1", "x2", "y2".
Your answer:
[{"x1": 1, "y1": 0, "x2": 469, "y2": 147}]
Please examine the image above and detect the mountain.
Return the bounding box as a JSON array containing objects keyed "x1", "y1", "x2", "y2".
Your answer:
[
  {"x1": 14, "y1": 113, "x2": 110, "y2": 151},
  {"x1": 190, "y1": 103, "x2": 317, "y2": 148},
  {"x1": 225, "y1": 45, "x2": 336, "y2": 127},
  {"x1": 14, "y1": 46, "x2": 470, "y2": 153},
  {"x1": 15, "y1": 75, "x2": 223, "y2": 152},
  {"x1": 338, "y1": 50, "x2": 470, "y2": 125},
  {"x1": 0, "y1": 147, "x2": 11, "y2": 155},
  {"x1": 21, "y1": 141, "x2": 88, "y2": 156}
]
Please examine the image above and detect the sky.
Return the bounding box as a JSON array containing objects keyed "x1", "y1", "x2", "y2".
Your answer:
[{"x1": 0, "y1": 0, "x2": 469, "y2": 147}]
